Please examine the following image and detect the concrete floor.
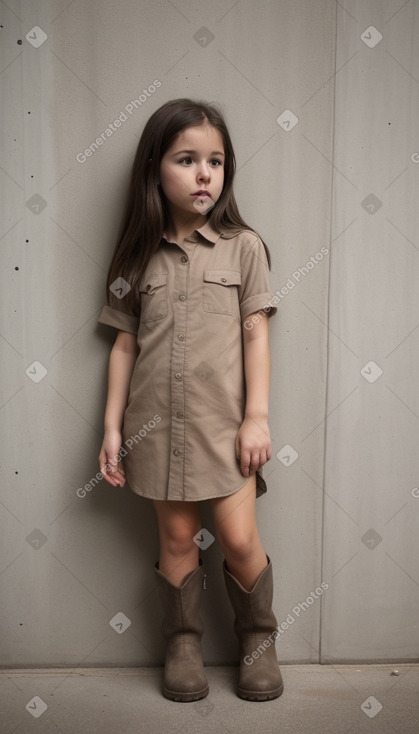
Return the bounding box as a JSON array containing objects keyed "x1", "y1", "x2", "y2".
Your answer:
[{"x1": 1, "y1": 664, "x2": 418, "y2": 734}]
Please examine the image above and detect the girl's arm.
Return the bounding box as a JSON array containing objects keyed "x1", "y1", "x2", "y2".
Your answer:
[
  {"x1": 236, "y1": 312, "x2": 272, "y2": 477},
  {"x1": 99, "y1": 331, "x2": 139, "y2": 486}
]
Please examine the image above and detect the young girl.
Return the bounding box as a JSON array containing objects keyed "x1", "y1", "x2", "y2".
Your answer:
[{"x1": 98, "y1": 98, "x2": 283, "y2": 703}]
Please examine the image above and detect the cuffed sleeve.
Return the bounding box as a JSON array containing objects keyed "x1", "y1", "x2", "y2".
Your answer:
[
  {"x1": 238, "y1": 236, "x2": 278, "y2": 321},
  {"x1": 98, "y1": 304, "x2": 140, "y2": 334}
]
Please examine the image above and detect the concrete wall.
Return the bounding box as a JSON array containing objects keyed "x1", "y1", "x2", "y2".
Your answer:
[{"x1": 1, "y1": 0, "x2": 418, "y2": 667}]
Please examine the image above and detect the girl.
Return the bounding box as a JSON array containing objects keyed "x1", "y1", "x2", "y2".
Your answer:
[{"x1": 98, "y1": 98, "x2": 283, "y2": 702}]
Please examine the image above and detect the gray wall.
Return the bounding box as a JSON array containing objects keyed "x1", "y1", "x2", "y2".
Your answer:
[{"x1": 1, "y1": 0, "x2": 418, "y2": 668}]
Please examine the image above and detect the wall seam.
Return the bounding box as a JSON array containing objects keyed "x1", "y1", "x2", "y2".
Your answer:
[{"x1": 318, "y1": 0, "x2": 339, "y2": 665}]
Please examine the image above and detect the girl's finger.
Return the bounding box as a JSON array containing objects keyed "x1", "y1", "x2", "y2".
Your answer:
[
  {"x1": 101, "y1": 461, "x2": 121, "y2": 486},
  {"x1": 259, "y1": 449, "x2": 268, "y2": 467},
  {"x1": 239, "y1": 448, "x2": 251, "y2": 476},
  {"x1": 249, "y1": 451, "x2": 260, "y2": 474},
  {"x1": 113, "y1": 469, "x2": 126, "y2": 487}
]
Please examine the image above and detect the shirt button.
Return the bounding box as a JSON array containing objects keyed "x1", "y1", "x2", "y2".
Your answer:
[
  {"x1": 221, "y1": 277, "x2": 227, "y2": 283},
  {"x1": 181, "y1": 255, "x2": 188, "y2": 263},
  {"x1": 176, "y1": 411, "x2": 184, "y2": 419},
  {"x1": 174, "y1": 372, "x2": 182, "y2": 380},
  {"x1": 173, "y1": 448, "x2": 182, "y2": 456},
  {"x1": 178, "y1": 333, "x2": 185, "y2": 341},
  {"x1": 179, "y1": 293, "x2": 186, "y2": 301}
]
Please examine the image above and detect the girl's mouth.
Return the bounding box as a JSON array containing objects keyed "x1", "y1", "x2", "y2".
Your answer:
[{"x1": 192, "y1": 197, "x2": 215, "y2": 215}]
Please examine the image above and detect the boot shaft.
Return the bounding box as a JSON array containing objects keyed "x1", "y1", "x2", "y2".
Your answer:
[
  {"x1": 223, "y1": 557, "x2": 278, "y2": 636},
  {"x1": 154, "y1": 560, "x2": 205, "y2": 640}
]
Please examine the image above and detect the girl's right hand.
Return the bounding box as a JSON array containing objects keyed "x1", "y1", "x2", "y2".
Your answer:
[{"x1": 98, "y1": 430, "x2": 126, "y2": 487}]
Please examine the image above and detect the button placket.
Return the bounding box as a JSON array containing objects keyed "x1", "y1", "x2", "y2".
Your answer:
[{"x1": 167, "y1": 250, "x2": 189, "y2": 499}]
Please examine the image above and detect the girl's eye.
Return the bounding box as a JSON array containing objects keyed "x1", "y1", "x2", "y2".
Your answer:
[{"x1": 178, "y1": 157, "x2": 223, "y2": 166}]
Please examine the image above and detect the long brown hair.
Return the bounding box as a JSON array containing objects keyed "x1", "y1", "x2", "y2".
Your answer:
[{"x1": 105, "y1": 98, "x2": 271, "y2": 313}]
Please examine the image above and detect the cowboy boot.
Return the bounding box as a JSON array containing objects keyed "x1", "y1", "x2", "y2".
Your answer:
[
  {"x1": 223, "y1": 555, "x2": 284, "y2": 701},
  {"x1": 154, "y1": 558, "x2": 209, "y2": 702}
]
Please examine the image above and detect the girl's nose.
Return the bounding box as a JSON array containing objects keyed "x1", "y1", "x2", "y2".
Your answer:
[{"x1": 197, "y1": 162, "x2": 210, "y2": 180}]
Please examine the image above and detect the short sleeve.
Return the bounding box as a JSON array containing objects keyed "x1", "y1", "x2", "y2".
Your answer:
[
  {"x1": 238, "y1": 235, "x2": 278, "y2": 322},
  {"x1": 98, "y1": 303, "x2": 140, "y2": 334}
]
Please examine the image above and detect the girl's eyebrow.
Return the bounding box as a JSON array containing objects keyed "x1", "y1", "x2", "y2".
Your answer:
[{"x1": 171, "y1": 149, "x2": 225, "y2": 157}]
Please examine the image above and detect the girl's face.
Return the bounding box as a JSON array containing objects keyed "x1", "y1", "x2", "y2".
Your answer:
[{"x1": 159, "y1": 123, "x2": 225, "y2": 220}]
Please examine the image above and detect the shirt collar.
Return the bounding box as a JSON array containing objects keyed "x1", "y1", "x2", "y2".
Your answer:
[{"x1": 162, "y1": 219, "x2": 221, "y2": 246}]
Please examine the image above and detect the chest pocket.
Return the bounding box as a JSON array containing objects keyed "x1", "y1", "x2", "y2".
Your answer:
[
  {"x1": 139, "y1": 272, "x2": 168, "y2": 322},
  {"x1": 203, "y1": 269, "x2": 242, "y2": 315}
]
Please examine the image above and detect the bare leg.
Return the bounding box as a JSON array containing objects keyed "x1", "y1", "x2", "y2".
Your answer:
[
  {"x1": 153, "y1": 499, "x2": 202, "y2": 586},
  {"x1": 209, "y1": 474, "x2": 268, "y2": 590}
]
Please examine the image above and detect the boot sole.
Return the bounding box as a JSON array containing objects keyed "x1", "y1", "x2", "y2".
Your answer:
[
  {"x1": 163, "y1": 684, "x2": 209, "y2": 702},
  {"x1": 238, "y1": 681, "x2": 284, "y2": 701}
]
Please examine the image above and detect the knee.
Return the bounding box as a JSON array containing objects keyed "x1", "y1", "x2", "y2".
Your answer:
[
  {"x1": 217, "y1": 529, "x2": 259, "y2": 562},
  {"x1": 161, "y1": 521, "x2": 200, "y2": 558}
]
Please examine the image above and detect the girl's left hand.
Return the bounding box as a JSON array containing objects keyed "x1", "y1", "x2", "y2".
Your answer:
[{"x1": 235, "y1": 416, "x2": 272, "y2": 477}]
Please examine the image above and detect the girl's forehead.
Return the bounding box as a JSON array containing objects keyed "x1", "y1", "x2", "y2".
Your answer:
[{"x1": 168, "y1": 124, "x2": 224, "y2": 151}]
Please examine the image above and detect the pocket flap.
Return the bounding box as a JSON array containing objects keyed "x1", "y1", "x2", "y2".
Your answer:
[
  {"x1": 203, "y1": 269, "x2": 242, "y2": 286},
  {"x1": 139, "y1": 272, "x2": 168, "y2": 293}
]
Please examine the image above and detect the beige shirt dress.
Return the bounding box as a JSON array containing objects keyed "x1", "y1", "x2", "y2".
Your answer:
[{"x1": 98, "y1": 220, "x2": 277, "y2": 502}]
